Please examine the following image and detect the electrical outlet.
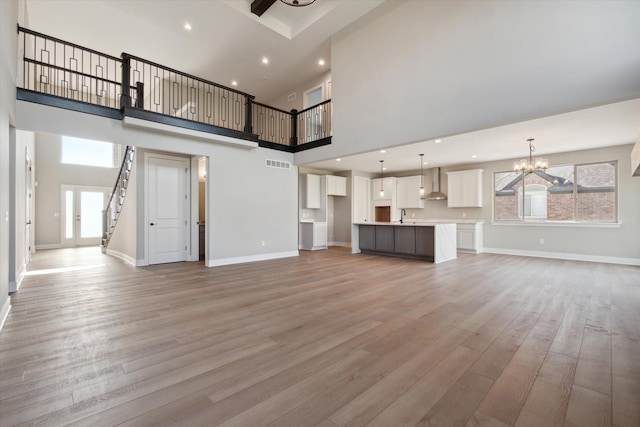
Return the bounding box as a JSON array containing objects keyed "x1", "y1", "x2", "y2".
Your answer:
[
  {"x1": 261, "y1": 240, "x2": 266, "y2": 247},
  {"x1": 462, "y1": 213, "x2": 466, "y2": 219},
  {"x1": 411, "y1": 213, "x2": 415, "y2": 218},
  {"x1": 539, "y1": 238, "x2": 544, "y2": 245}
]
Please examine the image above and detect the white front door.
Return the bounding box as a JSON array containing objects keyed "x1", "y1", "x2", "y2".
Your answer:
[
  {"x1": 61, "y1": 185, "x2": 111, "y2": 247},
  {"x1": 147, "y1": 154, "x2": 190, "y2": 265}
]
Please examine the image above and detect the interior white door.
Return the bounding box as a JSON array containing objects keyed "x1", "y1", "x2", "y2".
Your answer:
[{"x1": 147, "y1": 155, "x2": 189, "y2": 265}]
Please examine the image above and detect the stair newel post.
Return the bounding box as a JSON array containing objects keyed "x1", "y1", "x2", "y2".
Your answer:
[
  {"x1": 244, "y1": 95, "x2": 254, "y2": 134},
  {"x1": 120, "y1": 53, "x2": 131, "y2": 109},
  {"x1": 290, "y1": 109, "x2": 298, "y2": 147}
]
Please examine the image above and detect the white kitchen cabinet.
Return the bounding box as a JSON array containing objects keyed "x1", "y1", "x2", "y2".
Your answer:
[
  {"x1": 447, "y1": 169, "x2": 483, "y2": 208},
  {"x1": 371, "y1": 177, "x2": 396, "y2": 201},
  {"x1": 303, "y1": 173, "x2": 321, "y2": 209},
  {"x1": 326, "y1": 175, "x2": 347, "y2": 196},
  {"x1": 456, "y1": 222, "x2": 483, "y2": 253},
  {"x1": 300, "y1": 222, "x2": 327, "y2": 250},
  {"x1": 353, "y1": 176, "x2": 371, "y2": 223},
  {"x1": 396, "y1": 176, "x2": 425, "y2": 209}
]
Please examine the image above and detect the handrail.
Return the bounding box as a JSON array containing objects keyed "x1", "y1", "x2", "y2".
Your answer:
[
  {"x1": 123, "y1": 53, "x2": 255, "y2": 100},
  {"x1": 298, "y1": 98, "x2": 331, "y2": 115},
  {"x1": 103, "y1": 146, "x2": 135, "y2": 248},
  {"x1": 18, "y1": 25, "x2": 122, "y2": 62},
  {"x1": 23, "y1": 58, "x2": 122, "y2": 87}
]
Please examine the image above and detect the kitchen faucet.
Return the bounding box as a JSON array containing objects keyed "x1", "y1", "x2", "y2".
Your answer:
[{"x1": 400, "y1": 209, "x2": 406, "y2": 224}]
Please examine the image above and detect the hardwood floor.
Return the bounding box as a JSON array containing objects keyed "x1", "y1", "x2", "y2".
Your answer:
[{"x1": 1, "y1": 247, "x2": 639, "y2": 426}]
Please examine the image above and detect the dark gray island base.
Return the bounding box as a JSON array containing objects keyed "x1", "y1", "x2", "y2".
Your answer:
[{"x1": 354, "y1": 223, "x2": 457, "y2": 264}]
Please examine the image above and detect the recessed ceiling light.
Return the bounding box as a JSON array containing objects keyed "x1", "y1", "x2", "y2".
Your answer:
[
  {"x1": 336, "y1": 158, "x2": 341, "y2": 162},
  {"x1": 383, "y1": 167, "x2": 387, "y2": 171},
  {"x1": 471, "y1": 155, "x2": 478, "y2": 158},
  {"x1": 231, "y1": 80, "x2": 238, "y2": 86},
  {"x1": 434, "y1": 139, "x2": 442, "y2": 144},
  {"x1": 262, "y1": 57, "x2": 269, "y2": 64},
  {"x1": 423, "y1": 161, "x2": 428, "y2": 165},
  {"x1": 318, "y1": 59, "x2": 325, "y2": 66},
  {"x1": 380, "y1": 150, "x2": 386, "y2": 153},
  {"x1": 184, "y1": 23, "x2": 192, "y2": 31}
]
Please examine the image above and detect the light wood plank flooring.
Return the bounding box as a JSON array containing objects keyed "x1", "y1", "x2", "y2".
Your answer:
[{"x1": 1, "y1": 247, "x2": 639, "y2": 426}]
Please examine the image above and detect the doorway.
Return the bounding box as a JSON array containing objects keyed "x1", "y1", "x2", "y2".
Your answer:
[{"x1": 61, "y1": 185, "x2": 111, "y2": 247}]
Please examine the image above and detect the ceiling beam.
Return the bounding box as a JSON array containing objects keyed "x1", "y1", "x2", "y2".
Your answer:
[{"x1": 251, "y1": 0, "x2": 277, "y2": 17}]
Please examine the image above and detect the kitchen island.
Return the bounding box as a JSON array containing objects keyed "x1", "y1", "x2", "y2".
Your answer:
[{"x1": 352, "y1": 222, "x2": 457, "y2": 263}]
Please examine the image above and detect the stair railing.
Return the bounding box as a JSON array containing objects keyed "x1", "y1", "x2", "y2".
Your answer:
[{"x1": 102, "y1": 145, "x2": 135, "y2": 250}]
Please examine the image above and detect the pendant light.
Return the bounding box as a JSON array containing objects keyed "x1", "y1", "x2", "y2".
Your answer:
[
  {"x1": 280, "y1": 0, "x2": 316, "y2": 6},
  {"x1": 419, "y1": 154, "x2": 425, "y2": 199},
  {"x1": 379, "y1": 160, "x2": 385, "y2": 198},
  {"x1": 514, "y1": 138, "x2": 548, "y2": 173}
]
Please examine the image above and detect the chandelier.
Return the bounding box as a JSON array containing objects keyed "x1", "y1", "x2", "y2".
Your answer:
[
  {"x1": 514, "y1": 138, "x2": 548, "y2": 173},
  {"x1": 280, "y1": 0, "x2": 316, "y2": 6}
]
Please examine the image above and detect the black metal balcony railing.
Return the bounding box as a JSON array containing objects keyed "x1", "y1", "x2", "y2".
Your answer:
[
  {"x1": 16, "y1": 26, "x2": 331, "y2": 152},
  {"x1": 18, "y1": 27, "x2": 123, "y2": 110}
]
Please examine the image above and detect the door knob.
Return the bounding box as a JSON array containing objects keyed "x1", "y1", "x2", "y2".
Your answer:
[{"x1": 150, "y1": 222, "x2": 155, "y2": 226}]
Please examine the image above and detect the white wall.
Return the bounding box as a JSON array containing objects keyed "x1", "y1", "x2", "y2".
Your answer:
[
  {"x1": 16, "y1": 101, "x2": 299, "y2": 266},
  {"x1": 33, "y1": 132, "x2": 120, "y2": 248},
  {"x1": 399, "y1": 144, "x2": 640, "y2": 264},
  {"x1": 265, "y1": 71, "x2": 331, "y2": 112},
  {"x1": 0, "y1": 0, "x2": 19, "y2": 330},
  {"x1": 295, "y1": 0, "x2": 640, "y2": 166}
]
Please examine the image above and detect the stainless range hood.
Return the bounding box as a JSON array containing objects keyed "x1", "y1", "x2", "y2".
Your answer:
[{"x1": 426, "y1": 167, "x2": 447, "y2": 201}]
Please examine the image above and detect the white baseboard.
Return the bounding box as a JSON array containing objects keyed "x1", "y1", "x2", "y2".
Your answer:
[
  {"x1": 105, "y1": 248, "x2": 137, "y2": 266},
  {"x1": 483, "y1": 247, "x2": 640, "y2": 266},
  {"x1": 35, "y1": 243, "x2": 62, "y2": 250},
  {"x1": 0, "y1": 298, "x2": 12, "y2": 333},
  {"x1": 206, "y1": 250, "x2": 299, "y2": 267},
  {"x1": 329, "y1": 241, "x2": 351, "y2": 247}
]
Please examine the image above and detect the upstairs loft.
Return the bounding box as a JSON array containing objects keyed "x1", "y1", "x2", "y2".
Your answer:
[{"x1": 15, "y1": 26, "x2": 332, "y2": 153}]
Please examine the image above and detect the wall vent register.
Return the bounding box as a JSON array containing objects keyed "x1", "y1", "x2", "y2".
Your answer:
[{"x1": 265, "y1": 159, "x2": 292, "y2": 170}]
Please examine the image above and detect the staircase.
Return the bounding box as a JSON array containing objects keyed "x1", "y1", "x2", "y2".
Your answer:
[{"x1": 102, "y1": 146, "x2": 135, "y2": 251}]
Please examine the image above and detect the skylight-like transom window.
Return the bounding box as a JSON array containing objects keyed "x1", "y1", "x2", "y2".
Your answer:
[{"x1": 61, "y1": 136, "x2": 118, "y2": 168}]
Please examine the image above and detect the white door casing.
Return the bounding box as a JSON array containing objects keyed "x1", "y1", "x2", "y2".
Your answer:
[
  {"x1": 146, "y1": 153, "x2": 190, "y2": 265},
  {"x1": 61, "y1": 185, "x2": 110, "y2": 247}
]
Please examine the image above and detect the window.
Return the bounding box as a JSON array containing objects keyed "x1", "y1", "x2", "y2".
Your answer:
[
  {"x1": 61, "y1": 136, "x2": 118, "y2": 168},
  {"x1": 494, "y1": 161, "x2": 617, "y2": 223}
]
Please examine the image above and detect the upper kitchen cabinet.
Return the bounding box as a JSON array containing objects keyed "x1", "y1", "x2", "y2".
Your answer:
[
  {"x1": 447, "y1": 169, "x2": 483, "y2": 208},
  {"x1": 396, "y1": 176, "x2": 425, "y2": 209},
  {"x1": 326, "y1": 175, "x2": 347, "y2": 196},
  {"x1": 371, "y1": 177, "x2": 396, "y2": 201},
  {"x1": 302, "y1": 173, "x2": 321, "y2": 209}
]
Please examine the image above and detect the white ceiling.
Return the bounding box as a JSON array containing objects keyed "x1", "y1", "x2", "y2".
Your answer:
[{"x1": 23, "y1": 0, "x2": 640, "y2": 175}]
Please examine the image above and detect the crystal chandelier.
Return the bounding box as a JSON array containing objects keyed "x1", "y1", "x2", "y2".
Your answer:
[{"x1": 514, "y1": 138, "x2": 548, "y2": 173}]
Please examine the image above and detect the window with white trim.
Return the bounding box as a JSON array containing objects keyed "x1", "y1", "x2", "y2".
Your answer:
[
  {"x1": 61, "y1": 136, "x2": 119, "y2": 168},
  {"x1": 494, "y1": 161, "x2": 617, "y2": 223}
]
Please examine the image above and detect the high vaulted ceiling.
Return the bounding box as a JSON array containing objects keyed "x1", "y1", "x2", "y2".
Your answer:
[{"x1": 24, "y1": 0, "x2": 384, "y2": 104}]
